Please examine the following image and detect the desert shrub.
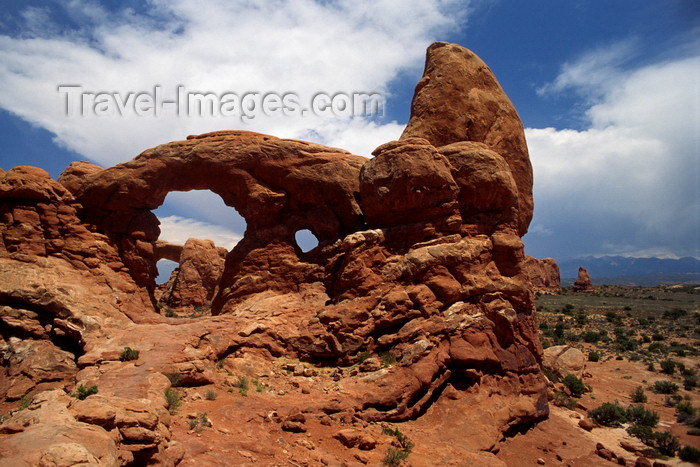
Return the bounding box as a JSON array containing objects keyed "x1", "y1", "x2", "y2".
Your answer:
[
  {"x1": 648, "y1": 342, "x2": 665, "y2": 353},
  {"x1": 589, "y1": 402, "x2": 627, "y2": 427},
  {"x1": 119, "y1": 346, "x2": 140, "y2": 361},
  {"x1": 683, "y1": 371, "x2": 698, "y2": 390},
  {"x1": 165, "y1": 388, "x2": 181, "y2": 414},
  {"x1": 563, "y1": 374, "x2": 586, "y2": 398},
  {"x1": 606, "y1": 311, "x2": 622, "y2": 325},
  {"x1": 653, "y1": 431, "x2": 680, "y2": 456},
  {"x1": 588, "y1": 350, "x2": 601, "y2": 362},
  {"x1": 205, "y1": 389, "x2": 217, "y2": 401},
  {"x1": 659, "y1": 359, "x2": 676, "y2": 375},
  {"x1": 542, "y1": 367, "x2": 560, "y2": 384},
  {"x1": 688, "y1": 427, "x2": 700, "y2": 436},
  {"x1": 652, "y1": 380, "x2": 679, "y2": 394},
  {"x1": 626, "y1": 405, "x2": 659, "y2": 427},
  {"x1": 553, "y1": 391, "x2": 578, "y2": 410},
  {"x1": 651, "y1": 332, "x2": 665, "y2": 341},
  {"x1": 253, "y1": 379, "x2": 266, "y2": 392},
  {"x1": 663, "y1": 308, "x2": 687, "y2": 320},
  {"x1": 379, "y1": 351, "x2": 397, "y2": 367},
  {"x1": 615, "y1": 335, "x2": 638, "y2": 352},
  {"x1": 646, "y1": 361, "x2": 655, "y2": 371},
  {"x1": 383, "y1": 448, "x2": 410, "y2": 467},
  {"x1": 628, "y1": 426, "x2": 680, "y2": 456},
  {"x1": 582, "y1": 331, "x2": 601, "y2": 344},
  {"x1": 630, "y1": 386, "x2": 648, "y2": 403},
  {"x1": 357, "y1": 351, "x2": 371, "y2": 363},
  {"x1": 166, "y1": 372, "x2": 182, "y2": 387},
  {"x1": 575, "y1": 311, "x2": 588, "y2": 325},
  {"x1": 382, "y1": 426, "x2": 414, "y2": 467},
  {"x1": 74, "y1": 384, "x2": 98, "y2": 400},
  {"x1": 234, "y1": 376, "x2": 249, "y2": 396},
  {"x1": 664, "y1": 394, "x2": 683, "y2": 407},
  {"x1": 676, "y1": 401, "x2": 697, "y2": 422},
  {"x1": 679, "y1": 446, "x2": 700, "y2": 463},
  {"x1": 562, "y1": 303, "x2": 575, "y2": 315},
  {"x1": 627, "y1": 424, "x2": 655, "y2": 444},
  {"x1": 188, "y1": 412, "x2": 209, "y2": 432},
  {"x1": 17, "y1": 392, "x2": 33, "y2": 410},
  {"x1": 164, "y1": 307, "x2": 176, "y2": 317}
]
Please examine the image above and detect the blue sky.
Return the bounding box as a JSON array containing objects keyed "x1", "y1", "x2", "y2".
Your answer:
[{"x1": 1, "y1": 0, "x2": 698, "y2": 269}]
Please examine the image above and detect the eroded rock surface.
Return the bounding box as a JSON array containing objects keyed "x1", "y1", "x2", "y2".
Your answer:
[
  {"x1": 0, "y1": 42, "x2": 549, "y2": 464},
  {"x1": 524, "y1": 256, "x2": 561, "y2": 293}
]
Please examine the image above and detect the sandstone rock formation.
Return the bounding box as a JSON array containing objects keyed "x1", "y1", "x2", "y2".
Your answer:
[
  {"x1": 0, "y1": 42, "x2": 549, "y2": 464},
  {"x1": 573, "y1": 266, "x2": 595, "y2": 293},
  {"x1": 157, "y1": 238, "x2": 228, "y2": 309},
  {"x1": 524, "y1": 256, "x2": 561, "y2": 293}
]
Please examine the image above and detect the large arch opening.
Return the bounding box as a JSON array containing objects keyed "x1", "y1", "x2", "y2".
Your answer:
[{"x1": 152, "y1": 190, "x2": 246, "y2": 309}]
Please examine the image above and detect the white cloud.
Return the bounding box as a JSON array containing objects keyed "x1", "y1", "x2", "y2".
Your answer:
[
  {"x1": 0, "y1": 0, "x2": 466, "y2": 164},
  {"x1": 0, "y1": 0, "x2": 469, "y2": 246},
  {"x1": 158, "y1": 215, "x2": 242, "y2": 250},
  {"x1": 526, "y1": 46, "x2": 700, "y2": 259}
]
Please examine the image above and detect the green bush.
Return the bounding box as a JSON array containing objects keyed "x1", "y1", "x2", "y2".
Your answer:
[
  {"x1": 683, "y1": 370, "x2": 698, "y2": 390},
  {"x1": 234, "y1": 376, "x2": 249, "y2": 396},
  {"x1": 588, "y1": 350, "x2": 601, "y2": 362},
  {"x1": 381, "y1": 426, "x2": 414, "y2": 467},
  {"x1": 582, "y1": 331, "x2": 602, "y2": 344},
  {"x1": 663, "y1": 308, "x2": 687, "y2": 320},
  {"x1": 651, "y1": 332, "x2": 665, "y2": 341},
  {"x1": 119, "y1": 346, "x2": 140, "y2": 361},
  {"x1": 165, "y1": 388, "x2": 181, "y2": 414},
  {"x1": 357, "y1": 351, "x2": 371, "y2": 363},
  {"x1": 589, "y1": 402, "x2": 627, "y2": 427},
  {"x1": 630, "y1": 386, "x2": 647, "y2": 403},
  {"x1": 648, "y1": 342, "x2": 665, "y2": 353},
  {"x1": 166, "y1": 373, "x2": 182, "y2": 387},
  {"x1": 653, "y1": 431, "x2": 680, "y2": 456},
  {"x1": 676, "y1": 401, "x2": 697, "y2": 422},
  {"x1": 652, "y1": 380, "x2": 679, "y2": 394},
  {"x1": 627, "y1": 424, "x2": 655, "y2": 444},
  {"x1": 615, "y1": 335, "x2": 638, "y2": 352},
  {"x1": 659, "y1": 359, "x2": 676, "y2": 375},
  {"x1": 679, "y1": 445, "x2": 700, "y2": 463},
  {"x1": 74, "y1": 384, "x2": 98, "y2": 400},
  {"x1": 563, "y1": 374, "x2": 586, "y2": 398},
  {"x1": 553, "y1": 391, "x2": 578, "y2": 410},
  {"x1": 205, "y1": 389, "x2": 217, "y2": 401},
  {"x1": 606, "y1": 311, "x2": 622, "y2": 325},
  {"x1": 188, "y1": 412, "x2": 209, "y2": 432},
  {"x1": 626, "y1": 405, "x2": 659, "y2": 427},
  {"x1": 379, "y1": 351, "x2": 397, "y2": 367}
]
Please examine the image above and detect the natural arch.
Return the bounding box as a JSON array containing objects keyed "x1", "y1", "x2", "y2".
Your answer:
[
  {"x1": 66, "y1": 130, "x2": 367, "y2": 308},
  {"x1": 152, "y1": 190, "x2": 245, "y2": 306}
]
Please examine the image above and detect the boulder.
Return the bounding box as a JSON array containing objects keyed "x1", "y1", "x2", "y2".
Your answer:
[{"x1": 543, "y1": 345, "x2": 586, "y2": 379}]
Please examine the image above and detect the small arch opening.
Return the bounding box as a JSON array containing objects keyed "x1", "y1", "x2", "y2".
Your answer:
[
  {"x1": 156, "y1": 258, "x2": 179, "y2": 285},
  {"x1": 295, "y1": 229, "x2": 319, "y2": 253}
]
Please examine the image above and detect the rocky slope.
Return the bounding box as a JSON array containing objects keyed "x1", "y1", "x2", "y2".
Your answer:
[{"x1": 0, "y1": 42, "x2": 548, "y2": 465}]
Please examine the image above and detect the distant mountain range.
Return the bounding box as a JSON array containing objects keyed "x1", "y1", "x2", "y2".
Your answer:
[{"x1": 558, "y1": 256, "x2": 700, "y2": 286}]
